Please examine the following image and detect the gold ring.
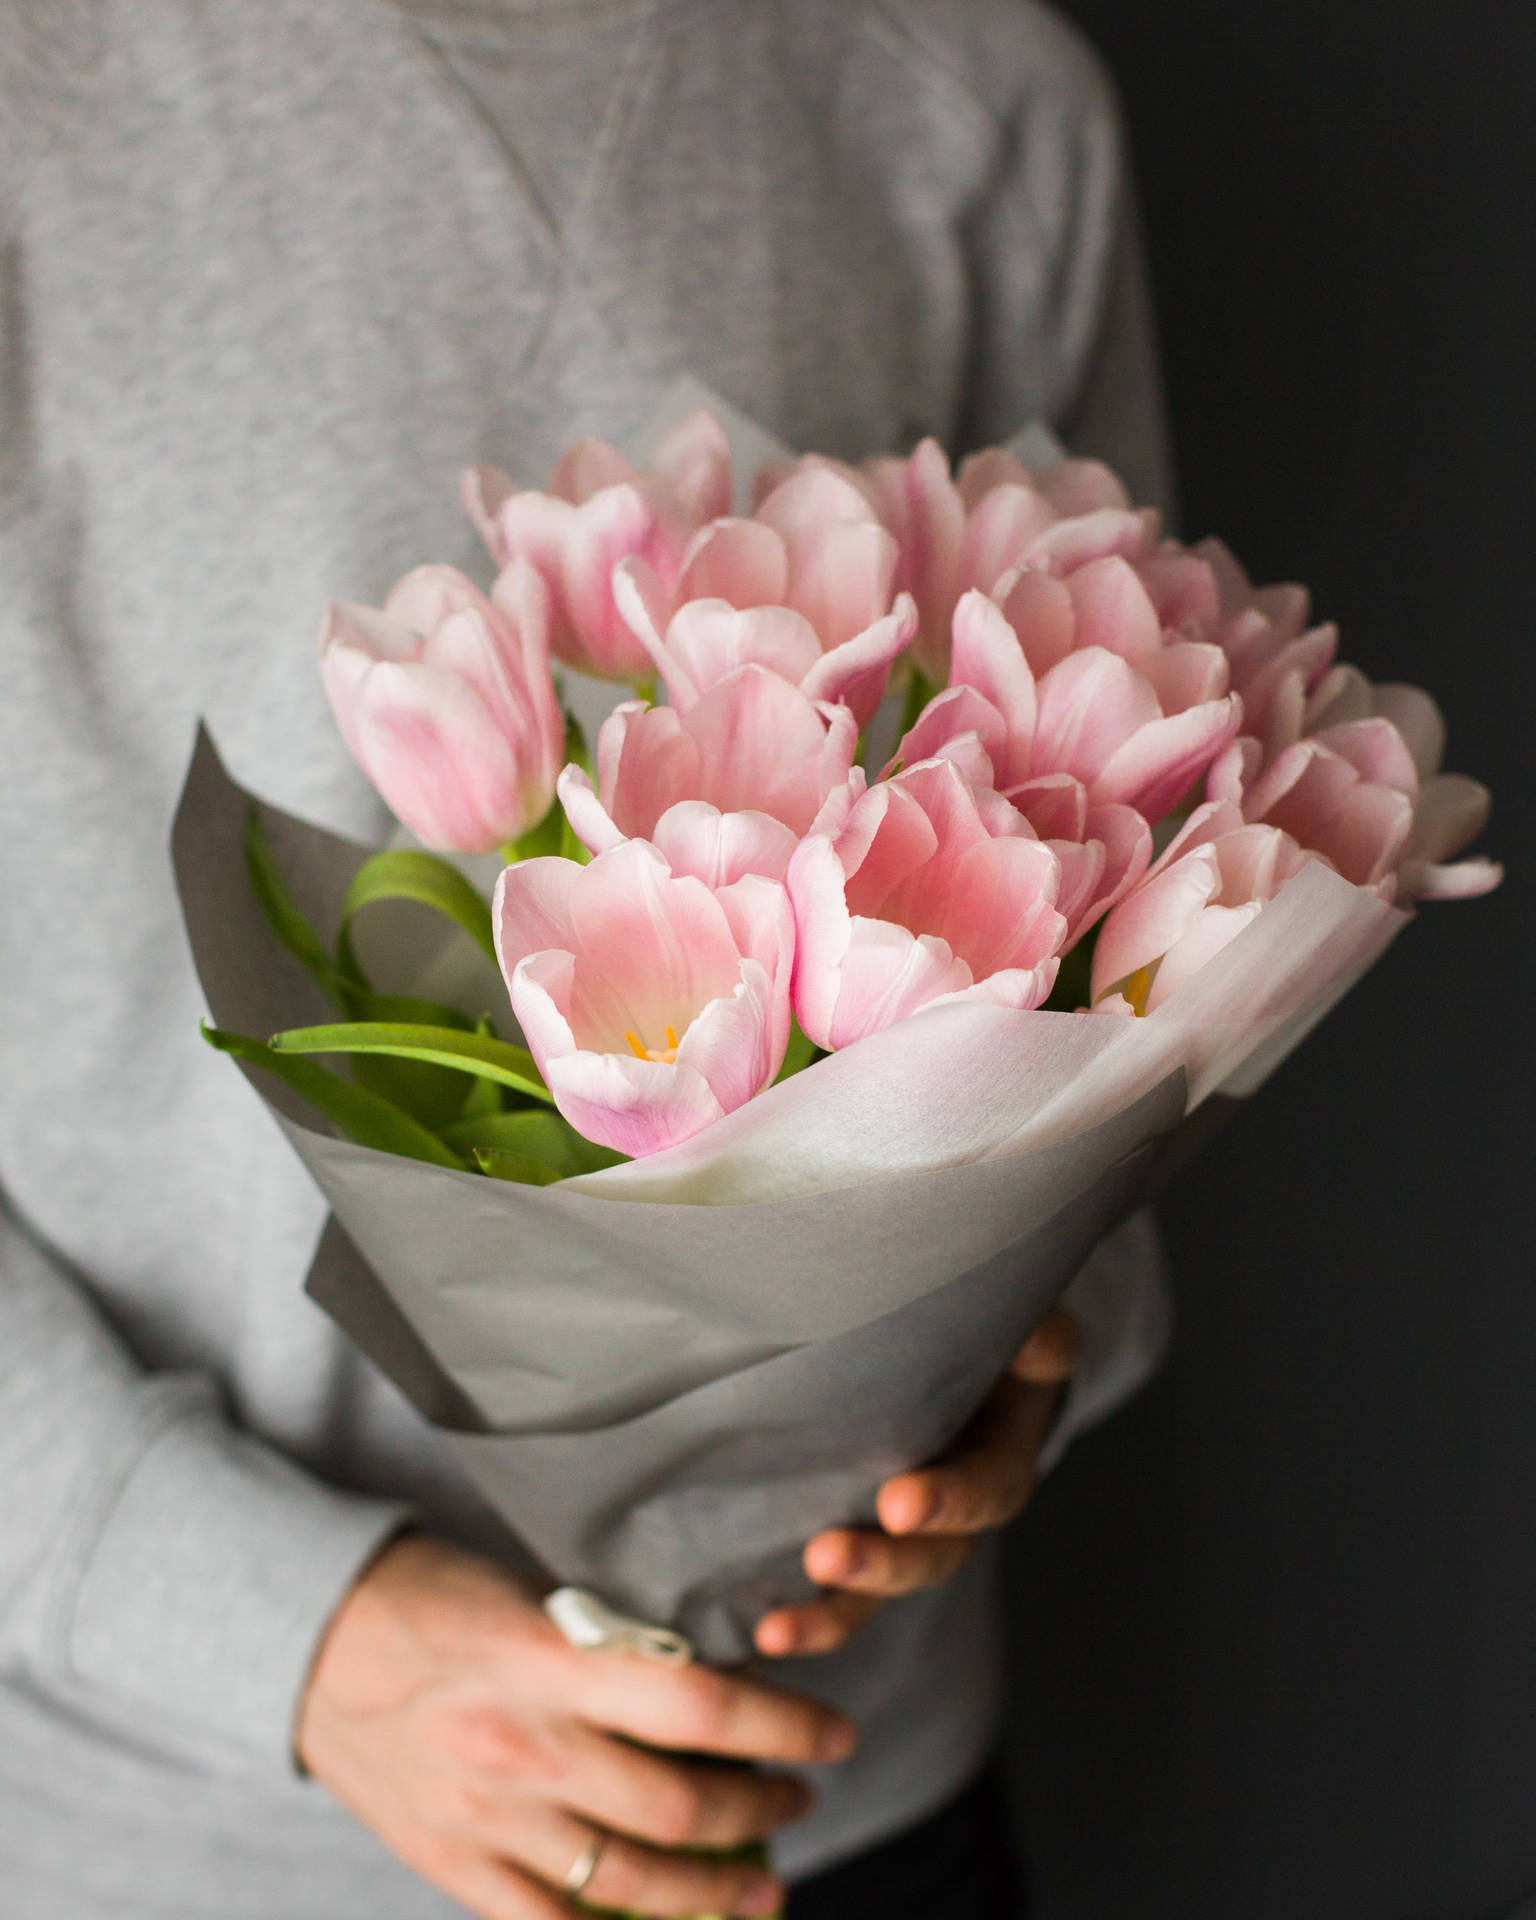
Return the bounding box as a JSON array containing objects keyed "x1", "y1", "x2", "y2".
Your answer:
[{"x1": 563, "y1": 1830, "x2": 606, "y2": 1897}]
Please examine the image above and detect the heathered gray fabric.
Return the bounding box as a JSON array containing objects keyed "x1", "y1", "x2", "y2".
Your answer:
[{"x1": 0, "y1": 0, "x2": 1170, "y2": 1907}]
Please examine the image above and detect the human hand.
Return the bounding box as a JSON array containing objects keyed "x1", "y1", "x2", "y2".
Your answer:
[
  {"x1": 297, "y1": 1534, "x2": 856, "y2": 1919},
  {"x1": 754, "y1": 1305, "x2": 1083, "y2": 1658}
]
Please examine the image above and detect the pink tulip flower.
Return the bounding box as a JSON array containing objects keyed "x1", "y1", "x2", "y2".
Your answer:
[
  {"x1": 613, "y1": 567, "x2": 917, "y2": 731},
  {"x1": 492, "y1": 838, "x2": 794, "y2": 1157},
  {"x1": 462, "y1": 411, "x2": 733, "y2": 684},
  {"x1": 1090, "y1": 801, "x2": 1312, "y2": 1016},
  {"x1": 558, "y1": 664, "x2": 859, "y2": 884},
  {"x1": 1177, "y1": 538, "x2": 1498, "y2": 900},
  {"x1": 1186, "y1": 536, "x2": 1341, "y2": 758},
  {"x1": 899, "y1": 580, "x2": 1241, "y2": 839},
  {"x1": 1206, "y1": 655, "x2": 1501, "y2": 902},
  {"x1": 755, "y1": 441, "x2": 1160, "y2": 682},
  {"x1": 318, "y1": 560, "x2": 564, "y2": 856},
  {"x1": 787, "y1": 757, "x2": 1066, "y2": 1052},
  {"x1": 611, "y1": 465, "x2": 914, "y2": 725}
]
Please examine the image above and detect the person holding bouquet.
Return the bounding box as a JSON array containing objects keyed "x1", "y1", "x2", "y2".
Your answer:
[{"x1": 0, "y1": 2, "x2": 1181, "y2": 1916}]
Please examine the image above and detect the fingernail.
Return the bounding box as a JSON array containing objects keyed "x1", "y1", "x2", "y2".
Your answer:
[
  {"x1": 887, "y1": 1485, "x2": 936, "y2": 1532},
  {"x1": 819, "y1": 1720, "x2": 857, "y2": 1762},
  {"x1": 837, "y1": 1539, "x2": 866, "y2": 1577},
  {"x1": 755, "y1": 1614, "x2": 792, "y2": 1655},
  {"x1": 738, "y1": 1874, "x2": 785, "y2": 1915}
]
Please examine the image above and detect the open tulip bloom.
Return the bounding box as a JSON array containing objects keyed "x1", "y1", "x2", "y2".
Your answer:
[{"x1": 177, "y1": 387, "x2": 1502, "y2": 1689}]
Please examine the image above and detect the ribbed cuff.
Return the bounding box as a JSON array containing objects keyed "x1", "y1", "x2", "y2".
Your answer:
[{"x1": 58, "y1": 1376, "x2": 411, "y2": 1768}]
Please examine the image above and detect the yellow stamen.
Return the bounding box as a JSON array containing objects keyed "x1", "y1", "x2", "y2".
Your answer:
[
  {"x1": 1122, "y1": 964, "x2": 1155, "y2": 1018},
  {"x1": 624, "y1": 1026, "x2": 681, "y2": 1065}
]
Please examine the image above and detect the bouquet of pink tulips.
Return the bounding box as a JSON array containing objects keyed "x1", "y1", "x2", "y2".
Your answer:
[{"x1": 174, "y1": 389, "x2": 1499, "y2": 1661}]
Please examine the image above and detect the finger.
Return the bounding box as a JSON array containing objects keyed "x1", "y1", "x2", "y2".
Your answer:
[
  {"x1": 569, "y1": 1649, "x2": 857, "y2": 1767},
  {"x1": 454, "y1": 1860, "x2": 571, "y2": 1920},
  {"x1": 392, "y1": 1831, "x2": 571, "y2": 1920},
  {"x1": 518, "y1": 1812, "x2": 786, "y2": 1919},
  {"x1": 801, "y1": 1526, "x2": 973, "y2": 1597},
  {"x1": 877, "y1": 1377, "x2": 1060, "y2": 1535},
  {"x1": 754, "y1": 1589, "x2": 883, "y2": 1658},
  {"x1": 548, "y1": 1723, "x2": 815, "y2": 1850},
  {"x1": 1010, "y1": 1305, "x2": 1083, "y2": 1384}
]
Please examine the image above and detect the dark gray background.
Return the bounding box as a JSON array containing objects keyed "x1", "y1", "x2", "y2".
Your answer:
[{"x1": 1002, "y1": 5, "x2": 1536, "y2": 1915}]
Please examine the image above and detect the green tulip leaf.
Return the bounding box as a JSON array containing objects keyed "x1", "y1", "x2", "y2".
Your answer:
[
  {"x1": 773, "y1": 1017, "x2": 824, "y2": 1084},
  {"x1": 202, "y1": 1024, "x2": 467, "y2": 1170},
  {"x1": 244, "y1": 807, "x2": 357, "y2": 1008},
  {"x1": 269, "y1": 1022, "x2": 553, "y2": 1105},
  {"x1": 472, "y1": 1148, "x2": 566, "y2": 1186},
  {"x1": 336, "y1": 849, "x2": 497, "y2": 987},
  {"x1": 440, "y1": 1107, "x2": 627, "y2": 1177}
]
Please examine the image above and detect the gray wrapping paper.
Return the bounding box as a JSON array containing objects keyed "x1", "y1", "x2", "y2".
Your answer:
[{"x1": 172, "y1": 726, "x2": 1393, "y2": 1658}]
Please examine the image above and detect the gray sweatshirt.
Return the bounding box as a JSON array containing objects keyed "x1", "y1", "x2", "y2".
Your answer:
[{"x1": 0, "y1": 1, "x2": 1171, "y2": 1910}]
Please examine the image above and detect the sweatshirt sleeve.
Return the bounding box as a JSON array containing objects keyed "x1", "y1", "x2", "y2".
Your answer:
[
  {"x1": 0, "y1": 17, "x2": 413, "y2": 1771},
  {"x1": 0, "y1": 1191, "x2": 412, "y2": 1769}
]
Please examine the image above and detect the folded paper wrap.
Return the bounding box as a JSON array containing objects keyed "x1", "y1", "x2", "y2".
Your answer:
[{"x1": 172, "y1": 724, "x2": 1402, "y2": 1660}]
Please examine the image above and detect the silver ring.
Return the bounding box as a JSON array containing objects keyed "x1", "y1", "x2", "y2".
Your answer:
[{"x1": 563, "y1": 1830, "x2": 606, "y2": 1897}]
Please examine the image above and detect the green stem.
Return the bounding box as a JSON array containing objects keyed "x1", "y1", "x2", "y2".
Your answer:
[{"x1": 898, "y1": 663, "x2": 937, "y2": 743}]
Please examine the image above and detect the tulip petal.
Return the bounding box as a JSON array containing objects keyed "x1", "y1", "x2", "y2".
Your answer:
[
  {"x1": 1407, "y1": 772, "x2": 1492, "y2": 864},
  {"x1": 992, "y1": 569, "x2": 1077, "y2": 679},
  {"x1": 1370, "y1": 682, "x2": 1447, "y2": 781},
  {"x1": 1135, "y1": 551, "x2": 1222, "y2": 632},
  {"x1": 1032, "y1": 457, "x2": 1130, "y2": 516},
  {"x1": 345, "y1": 660, "x2": 523, "y2": 854},
  {"x1": 756, "y1": 464, "x2": 880, "y2": 544},
  {"x1": 897, "y1": 684, "x2": 1006, "y2": 777},
  {"x1": 650, "y1": 409, "x2": 733, "y2": 527},
  {"x1": 786, "y1": 832, "x2": 855, "y2": 1048},
  {"x1": 1065, "y1": 556, "x2": 1162, "y2": 665},
  {"x1": 1305, "y1": 782, "x2": 1415, "y2": 887},
  {"x1": 1146, "y1": 901, "x2": 1266, "y2": 1012},
  {"x1": 785, "y1": 518, "x2": 900, "y2": 651},
  {"x1": 1141, "y1": 640, "x2": 1230, "y2": 714},
  {"x1": 682, "y1": 665, "x2": 854, "y2": 833},
  {"x1": 461, "y1": 464, "x2": 514, "y2": 561},
  {"x1": 1033, "y1": 648, "x2": 1163, "y2": 786},
  {"x1": 964, "y1": 484, "x2": 1056, "y2": 595},
  {"x1": 544, "y1": 1045, "x2": 726, "y2": 1158},
  {"x1": 950, "y1": 589, "x2": 1038, "y2": 760},
  {"x1": 651, "y1": 801, "x2": 801, "y2": 885},
  {"x1": 673, "y1": 959, "x2": 783, "y2": 1114},
  {"x1": 677, "y1": 517, "x2": 790, "y2": 608},
  {"x1": 1091, "y1": 845, "x2": 1221, "y2": 1002},
  {"x1": 1311, "y1": 717, "x2": 1420, "y2": 795},
  {"x1": 1399, "y1": 855, "x2": 1504, "y2": 901},
  {"x1": 557, "y1": 764, "x2": 626, "y2": 857},
  {"x1": 597, "y1": 701, "x2": 699, "y2": 840},
  {"x1": 558, "y1": 483, "x2": 670, "y2": 681},
  {"x1": 492, "y1": 856, "x2": 587, "y2": 980},
  {"x1": 1021, "y1": 507, "x2": 1153, "y2": 576},
  {"x1": 954, "y1": 446, "x2": 1032, "y2": 509},
  {"x1": 932, "y1": 834, "x2": 1064, "y2": 978},
  {"x1": 1005, "y1": 773, "x2": 1087, "y2": 842},
  {"x1": 550, "y1": 435, "x2": 635, "y2": 504},
  {"x1": 826, "y1": 918, "x2": 972, "y2": 1049},
  {"x1": 1091, "y1": 694, "x2": 1243, "y2": 819},
  {"x1": 800, "y1": 597, "x2": 915, "y2": 723},
  {"x1": 664, "y1": 600, "x2": 824, "y2": 706},
  {"x1": 566, "y1": 842, "x2": 746, "y2": 1047}
]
